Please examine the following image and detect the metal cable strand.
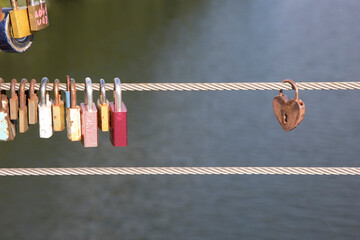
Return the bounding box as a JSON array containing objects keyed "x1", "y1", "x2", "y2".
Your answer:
[
  {"x1": 2, "y1": 82, "x2": 360, "y2": 92},
  {"x1": 0, "y1": 167, "x2": 360, "y2": 176}
]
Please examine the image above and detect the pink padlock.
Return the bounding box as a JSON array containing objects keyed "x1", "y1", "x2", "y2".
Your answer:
[
  {"x1": 80, "y1": 77, "x2": 98, "y2": 148},
  {"x1": 110, "y1": 78, "x2": 127, "y2": 147}
]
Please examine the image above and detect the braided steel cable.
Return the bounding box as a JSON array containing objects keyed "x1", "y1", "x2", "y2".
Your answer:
[
  {"x1": 0, "y1": 167, "x2": 360, "y2": 176},
  {"x1": 1, "y1": 82, "x2": 360, "y2": 92}
]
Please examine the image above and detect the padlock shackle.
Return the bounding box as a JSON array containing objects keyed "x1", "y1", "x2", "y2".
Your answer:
[
  {"x1": 10, "y1": 79, "x2": 17, "y2": 98},
  {"x1": 99, "y1": 79, "x2": 106, "y2": 104},
  {"x1": 26, "y1": 0, "x2": 35, "y2": 6},
  {"x1": 0, "y1": 78, "x2": 3, "y2": 110},
  {"x1": 54, "y1": 79, "x2": 60, "y2": 105},
  {"x1": 70, "y1": 78, "x2": 77, "y2": 108},
  {"x1": 40, "y1": 77, "x2": 48, "y2": 106},
  {"x1": 85, "y1": 77, "x2": 93, "y2": 111},
  {"x1": 10, "y1": 0, "x2": 19, "y2": 10},
  {"x1": 279, "y1": 79, "x2": 299, "y2": 100},
  {"x1": 19, "y1": 78, "x2": 27, "y2": 108},
  {"x1": 29, "y1": 79, "x2": 36, "y2": 98},
  {"x1": 114, "y1": 77, "x2": 122, "y2": 112},
  {"x1": 66, "y1": 75, "x2": 70, "y2": 91}
]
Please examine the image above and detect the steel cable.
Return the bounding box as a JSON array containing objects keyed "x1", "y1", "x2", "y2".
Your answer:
[
  {"x1": 0, "y1": 167, "x2": 360, "y2": 176},
  {"x1": 1, "y1": 82, "x2": 360, "y2": 92}
]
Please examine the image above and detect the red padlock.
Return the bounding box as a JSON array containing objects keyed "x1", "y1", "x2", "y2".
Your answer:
[
  {"x1": 110, "y1": 78, "x2": 127, "y2": 147},
  {"x1": 80, "y1": 77, "x2": 98, "y2": 148}
]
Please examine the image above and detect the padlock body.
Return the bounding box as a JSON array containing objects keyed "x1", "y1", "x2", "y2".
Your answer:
[
  {"x1": 9, "y1": 97, "x2": 18, "y2": 120},
  {"x1": 9, "y1": 7, "x2": 31, "y2": 38},
  {"x1": 38, "y1": 103, "x2": 53, "y2": 138},
  {"x1": 97, "y1": 99, "x2": 110, "y2": 131},
  {"x1": 273, "y1": 95, "x2": 306, "y2": 132},
  {"x1": 53, "y1": 102, "x2": 65, "y2": 131},
  {"x1": 0, "y1": 96, "x2": 15, "y2": 141},
  {"x1": 110, "y1": 102, "x2": 127, "y2": 147},
  {"x1": 80, "y1": 103, "x2": 98, "y2": 147},
  {"x1": 27, "y1": 2, "x2": 49, "y2": 31},
  {"x1": 28, "y1": 96, "x2": 38, "y2": 124},
  {"x1": 66, "y1": 107, "x2": 81, "y2": 141},
  {"x1": 18, "y1": 107, "x2": 29, "y2": 133}
]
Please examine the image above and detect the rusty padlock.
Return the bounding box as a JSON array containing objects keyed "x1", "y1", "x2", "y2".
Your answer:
[
  {"x1": 38, "y1": 77, "x2": 53, "y2": 138},
  {"x1": 26, "y1": 0, "x2": 49, "y2": 32},
  {"x1": 0, "y1": 78, "x2": 15, "y2": 141},
  {"x1": 18, "y1": 78, "x2": 29, "y2": 133},
  {"x1": 28, "y1": 79, "x2": 38, "y2": 124},
  {"x1": 66, "y1": 78, "x2": 81, "y2": 141},
  {"x1": 273, "y1": 79, "x2": 305, "y2": 132},
  {"x1": 80, "y1": 77, "x2": 98, "y2": 147},
  {"x1": 110, "y1": 77, "x2": 127, "y2": 147},
  {"x1": 9, "y1": 78, "x2": 18, "y2": 120},
  {"x1": 52, "y1": 79, "x2": 65, "y2": 131},
  {"x1": 97, "y1": 78, "x2": 110, "y2": 131}
]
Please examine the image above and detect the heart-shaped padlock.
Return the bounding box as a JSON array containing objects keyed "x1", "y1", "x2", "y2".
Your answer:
[{"x1": 273, "y1": 79, "x2": 305, "y2": 131}]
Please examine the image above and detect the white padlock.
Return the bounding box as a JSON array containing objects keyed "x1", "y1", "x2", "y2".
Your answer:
[{"x1": 38, "y1": 77, "x2": 53, "y2": 138}]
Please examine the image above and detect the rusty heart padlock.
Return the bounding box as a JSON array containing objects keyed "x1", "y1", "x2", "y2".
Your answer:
[{"x1": 273, "y1": 79, "x2": 305, "y2": 132}]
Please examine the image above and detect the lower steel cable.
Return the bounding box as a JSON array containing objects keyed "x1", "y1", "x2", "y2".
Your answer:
[{"x1": 0, "y1": 167, "x2": 360, "y2": 176}]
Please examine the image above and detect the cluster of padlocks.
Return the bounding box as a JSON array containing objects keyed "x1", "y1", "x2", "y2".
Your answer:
[
  {"x1": 0, "y1": 76, "x2": 127, "y2": 147},
  {"x1": 0, "y1": 0, "x2": 49, "y2": 53}
]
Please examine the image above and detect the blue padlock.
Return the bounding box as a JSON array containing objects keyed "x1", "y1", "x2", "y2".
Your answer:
[
  {"x1": 0, "y1": 8, "x2": 33, "y2": 53},
  {"x1": 64, "y1": 75, "x2": 71, "y2": 109}
]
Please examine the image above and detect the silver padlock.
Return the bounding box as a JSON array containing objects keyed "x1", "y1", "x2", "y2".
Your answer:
[{"x1": 38, "y1": 77, "x2": 53, "y2": 138}]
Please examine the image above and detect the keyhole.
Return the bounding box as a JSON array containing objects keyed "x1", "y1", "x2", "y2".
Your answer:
[{"x1": 283, "y1": 114, "x2": 288, "y2": 124}]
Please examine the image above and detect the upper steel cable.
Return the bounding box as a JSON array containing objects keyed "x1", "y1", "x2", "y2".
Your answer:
[
  {"x1": 0, "y1": 167, "x2": 359, "y2": 176},
  {"x1": 1, "y1": 82, "x2": 360, "y2": 91}
]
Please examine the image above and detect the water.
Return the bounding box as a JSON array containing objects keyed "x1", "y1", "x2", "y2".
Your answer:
[{"x1": 0, "y1": 0, "x2": 360, "y2": 239}]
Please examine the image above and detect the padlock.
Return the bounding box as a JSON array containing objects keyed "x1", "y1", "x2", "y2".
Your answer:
[
  {"x1": 26, "y1": 0, "x2": 49, "y2": 32},
  {"x1": 18, "y1": 78, "x2": 29, "y2": 133},
  {"x1": 9, "y1": 0, "x2": 32, "y2": 38},
  {"x1": 97, "y1": 78, "x2": 110, "y2": 131},
  {"x1": 66, "y1": 78, "x2": 81, "y2": 141},
  {"x1": 52, "y1": 79, "x2": 65, "y2": 131},
  {"x1": 0, "y1": 79, "x2": 15, "y2": 141},
  {"x1": 110, "y1": 78, "x2": 127, "y2": 147},
  {"x1": 273, "y1": 79, "x2": 306, "y2": 132},
  {"x1": 38, "y1": 77, "x2": 53, "y2": 138},
  {"x1": 80, "y1": 77, "x2": 98, "y2": 147},
  {"x1": 9, "y1": 78, "x2": 18, "y2": 120},
  {"x1": 0, "y1": 7, "x2": 33, "y2": 53},
  {"x1": 28, "y1": 79, "x2": 38, "y2": 124}
]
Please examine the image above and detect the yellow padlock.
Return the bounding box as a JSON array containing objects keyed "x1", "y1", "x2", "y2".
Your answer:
[
  {"x1": 9, "y1": 0, "x2": 32, "y2": 38},
  {"x1": 52, "y1": 79, "x2": 65, "y2": 131},
  {"x1": 97, "y1": 79, "x2": 110, "y2": 131}
]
